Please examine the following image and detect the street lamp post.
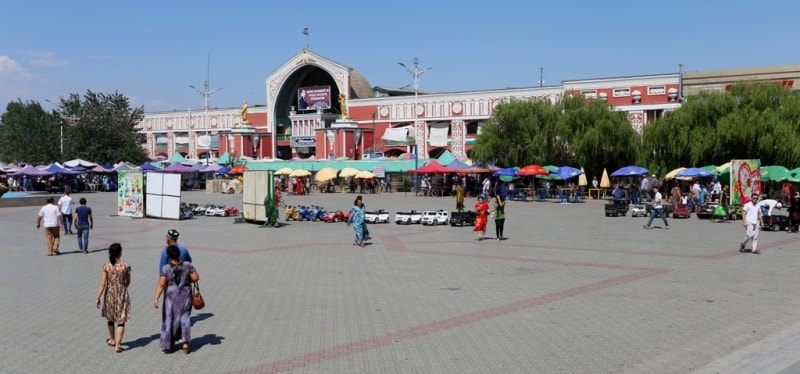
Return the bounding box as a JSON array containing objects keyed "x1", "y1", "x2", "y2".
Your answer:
[
  {"x1": 399, "y1": 57, "x2": 432, "y2": 189},
  {"x1": 371, "y1": 112, "x2": 376, "y2": 154},
  {"x1": 354, "y1": 129, "x2": 362, "y2": 160},
  {"x1": 189, "y1": 81, "x2": 222, "y2": 165},
  {"x1": 45, "y1": 99, "x2": 76, "y2": 164}
]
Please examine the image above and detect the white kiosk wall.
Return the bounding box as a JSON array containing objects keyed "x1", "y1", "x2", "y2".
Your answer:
[{"x1": 145, "y1": 173, "x2": 182, "y2": 220}]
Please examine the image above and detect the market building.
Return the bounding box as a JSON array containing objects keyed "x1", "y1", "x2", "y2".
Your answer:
[{"x1": 135, "y1": 50, "x2": 800, "y2": 163}]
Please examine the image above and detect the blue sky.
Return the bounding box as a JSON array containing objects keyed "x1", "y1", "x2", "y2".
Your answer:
[{"x1": 1, "y1": 0, "x2": 797, "y2": 113}]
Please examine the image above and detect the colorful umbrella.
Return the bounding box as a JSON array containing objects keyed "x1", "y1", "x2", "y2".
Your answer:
[
  {"x1": 760, "y1": 165, "x2": 791, "y2": 182},
  {"x1": 230, "y1": 165, "x2": 248, "y2": 174},
  {"x1": 274, "y1": 167, "x2": 293, "y2": 175},
  {"x1": 339, "y1": 167, "x2": 360, "y2": 178},
  {"x1": 578, "y1": 167, "x2": 588, "y2": 186},
  {"x1": 517, "y1": 164, "x2": 549, "y2": 176}
]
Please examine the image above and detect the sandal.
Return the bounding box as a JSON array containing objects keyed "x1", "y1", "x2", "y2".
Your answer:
[
  {"x1": 182, "y1": 344, "x2": 190, "y2": 354},
  {"x1": 106, "y1": 338, "x2": 115, "y2": 347},
  {"x1": 115, "y1": 346, "x2": 124, "y2": 353}
]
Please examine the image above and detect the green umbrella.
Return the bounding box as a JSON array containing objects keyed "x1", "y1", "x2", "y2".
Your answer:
[
  {"x1": 701, "y1": 164, "x2": 717, "y2": 172},
  {"x1": 760, "y1": 165, "x2": 791, "y2": 182}
]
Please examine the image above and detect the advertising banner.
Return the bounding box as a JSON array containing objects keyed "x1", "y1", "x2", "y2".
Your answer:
[
  {"x1": 117, "y1": 170, "x2": 144, "y2": 217},
  {"x1": 298, "y1": 86, "x2": 331, "y2": 110},
  {"x1": 730, "y1": 159, "x2": 762, "y2": 205}
]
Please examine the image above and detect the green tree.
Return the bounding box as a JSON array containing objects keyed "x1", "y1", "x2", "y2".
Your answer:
[
  {"x1": 0, "y1": 100, "x2": 60, "y2": 164},
  {"x1": 643, "y1": 82, "x2": 800, "y2": 169},
  {"x1": 55, "y1": 90, "x2": 148, "y2": 164},
  {"x1": 472, "y1": 96, "x2": 640, "y2": 177}
]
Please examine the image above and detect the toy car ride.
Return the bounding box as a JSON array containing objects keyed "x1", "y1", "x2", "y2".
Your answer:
[
  {"x1": 421, "y1": 210, "x2": 450, "y2": 226},
  {"x1": 450, "y1": 211, "x2": 477, "y2": 226},
  {"x1": 365, "y1": 209, "x2": 390, "y2": 223},
  {"x1": 395, "y1": 210, "x2": 422, "y2": 224},
  {"x1": 630, "y1": 205, "x2": 647, "y2": 217},
  {"x1": 605, "y1": 200, "x2": 629, "y2": 217},
  {"x1": 763, "y1": 214, "x2": 789, "y2": 231}
]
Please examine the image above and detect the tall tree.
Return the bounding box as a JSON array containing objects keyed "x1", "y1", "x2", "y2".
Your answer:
[
  {"x1": 0, "y1": 100, "x2": 59, "y2": 163},
  {"x1": 56, "y1": 90, "x2": 148, "y2": 164}
]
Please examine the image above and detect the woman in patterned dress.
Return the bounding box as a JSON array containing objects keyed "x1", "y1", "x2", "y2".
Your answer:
[
  {"x1": 95, "y1": 243, "x2": 131, "y2": 353},
  {"x1": 153, "y1": 245, "x2": 200, "y2": 353},
  {"x1": 473, "y1": 196, "x2": 490, "y2": 241},
  {"x1": 347, "y1": 196, "x2": 366, "y2": 247}
]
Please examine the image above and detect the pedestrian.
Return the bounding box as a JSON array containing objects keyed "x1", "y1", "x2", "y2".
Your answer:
[
  {"x1": 758, "y1": 198, "x2": 781, "y2": 217},
  {"x1": 159, "y1": 229, "x2": 192, "y2": 274},
  {"x1": 356, "y1": 195, "x2": 371, "y2": 240},
  {"x1": 788, "y1": 192, "x2": 800, "y2": 233},
  {"x1": 455, "y1": 184, "x2": 465, "y2": 212},
  {"x1": 57, "y1": 188, "x2": 75, "y2": 234},
  {"x1": 740, "y1": 193, "x2": 764, "y2": 254},
  {"x1": 36, "y1": 197, "x2": 63, "y2": 256},
  {"x1": 74, "y1": 197, "x2": 94, "y2": 254},
  {"x1": 649, "y1": 174, "x2": 660, "y2": 200},
  {"x1": 95, "y1": 243, "x2": 131, "y2": 353},
  {"x1": 491, "y1": 194, "x2": 506, "y2": 240},
  {"x1": 346, "y1": 196, "x2": 366, "y2": 247},
  {"x1": 473, "y1": 196, "x2": 490, "y2": 240},
  {"x1": 643, "y1": 186, "x2": 670, "y2": 229},
  {"x1": 670, "y1": 183, "x2": 681, "y2": 206},
  {"x1": 153, "y1": 245, "x2": 200, "y2": 354},
  {"x1": 639, "y1": 175, "x2": 649, "y2": 203}
]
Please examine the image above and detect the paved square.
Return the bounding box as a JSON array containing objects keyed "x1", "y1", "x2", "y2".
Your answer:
[{"x1": 2, "y1": 189, "x2": 800, "y2": 373}]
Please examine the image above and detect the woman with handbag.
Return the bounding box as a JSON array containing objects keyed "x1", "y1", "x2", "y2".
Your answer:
[{"x1": 153, "y1": 245, "x2": 199, "y2": 354}]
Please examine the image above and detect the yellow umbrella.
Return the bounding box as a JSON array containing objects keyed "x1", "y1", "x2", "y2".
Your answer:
[
  {"x1": 274, "y1": 167, "x2": 293, "y2": 175},
  {"x1": 289, "y1": 168, "x2": 311, "y2": 177},
  {"x1": 339, "y1": 167, "x2": 360, "y2": 178},
  {"x1": 578, "y1": 167, "x2": 588, "y2": 186},
  {"x1": 315, "y1": 167, "x2": 338, "y2": 182},
  {"x1": 355, "y1": 170, "x2": 376, "y2": 179},
  {"x1": 600, "y1": 168, "x2": 611, "y2": 188},
  {"x1": 664, "y1": 167, "x2": 686, "y2": 180}
]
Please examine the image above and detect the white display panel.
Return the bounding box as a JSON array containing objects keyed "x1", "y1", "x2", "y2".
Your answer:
[{"x1": 145, "y1": 172, "x2": 182, "y2": 220}]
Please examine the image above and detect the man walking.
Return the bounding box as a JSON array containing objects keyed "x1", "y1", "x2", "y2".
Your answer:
[
  {"x1": 158, "y1": 229, "x2": 192, "y2": 273},
  {"x1": 37, "y1": 197, "x2": 63, "y2": 256},
  {"x1": 644, "y1": 186, "x2": 669, "y2": 230},
  {"x1": 74, "y1": 197, "x2": 93, "y2": 254},
  {"x1": 57, "y1": 189, "x2": 74, "y2": 234},
  {"x1": 740, "y1": 194, "x2": 764, "y2": 254}
]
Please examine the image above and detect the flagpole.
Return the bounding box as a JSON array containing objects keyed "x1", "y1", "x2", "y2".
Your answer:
[{"x1": 303, "y1": 27, "x2": 310, "y2": 49}]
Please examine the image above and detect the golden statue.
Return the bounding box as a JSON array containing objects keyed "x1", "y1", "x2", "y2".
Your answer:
[
  {"x1": 240, "y1": 101, "x2": 249, "y2": 123},
  {"x1": 338, "y1": 93, "x2": 349, "y2": 119}
]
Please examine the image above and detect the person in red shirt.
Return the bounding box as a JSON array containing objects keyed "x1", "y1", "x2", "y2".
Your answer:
[{"x1": 473, "y1": 196, "x2": 490, "y2": 241}]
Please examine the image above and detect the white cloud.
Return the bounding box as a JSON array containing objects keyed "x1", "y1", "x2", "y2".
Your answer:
[
  {"x1": 27, "y1": 51, "x2": 68, "y2": 67},
  {"x1": 0, "y1": 55, "x2": 36, "y2": 79}
]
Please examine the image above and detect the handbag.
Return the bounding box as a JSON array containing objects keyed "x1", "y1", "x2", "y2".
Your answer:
[{"x1": 191, "y1": 282, "x2": 205, "y2": 310}]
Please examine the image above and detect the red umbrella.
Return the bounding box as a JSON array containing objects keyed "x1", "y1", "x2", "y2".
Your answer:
[
  {"x1": 517, "y1": 164, "x2": 549, "y2": 176},
  {"x1": 230, "y1": 165, "x2": 248, "y2": 174}
]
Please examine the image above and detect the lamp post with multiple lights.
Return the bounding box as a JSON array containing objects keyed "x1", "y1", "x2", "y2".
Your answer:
[
  {"x1": 398, "y1": 57, "x2": 432, "y2": 189},
  {"x1": 189, "y1": 81, "x2": 222, "y2": 165}
]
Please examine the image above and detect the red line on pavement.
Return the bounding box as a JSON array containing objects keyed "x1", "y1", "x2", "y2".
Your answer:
[{"x1": 228, "y1": 236, "x2": 671, "y2": 374}]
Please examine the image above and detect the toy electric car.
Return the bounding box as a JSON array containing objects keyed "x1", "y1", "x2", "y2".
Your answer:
[
  {"x1": 763, "y1": 215, "x2": 789, "y2": 231},
  {"x1": 421, "y1": 210, "x2": 450, "y2": 226},
  {"x1": 450, "y1": 211, "x2": 477, "y2": 226},
  {"x1": 630, "y1": 205, "x2": 647, "y2": 217},
  {"x1": 395, "y1": 210, "x2": 422, "y2": 224},
  {"x1": 605, "y1": 201, "x2": 629, "y2": 217},
  {"x1": 365, "y1": 209, "x2": 390, "y2": 223}
]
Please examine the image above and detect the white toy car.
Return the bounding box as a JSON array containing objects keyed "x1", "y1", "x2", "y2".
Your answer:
[
  {"x1": 365, "y1": 209, "x2": 390, "y2": 223},
  {"x1": 421, "y1": 210, "x2": 450, "y2": 226},
  {"x1": 631, "y1": 205, "x2": 647, "y2": 217},
  {"x1": 395, "y1": 210, "x2": 422, "y2": 224}
]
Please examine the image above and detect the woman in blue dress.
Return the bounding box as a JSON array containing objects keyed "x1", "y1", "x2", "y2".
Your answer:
[
  {"x1": 153, "y1": 245, "x2": 200, "y2": 353},
  {"x1": 347, "y1": 196, "x2": 366, "y2": 247}
]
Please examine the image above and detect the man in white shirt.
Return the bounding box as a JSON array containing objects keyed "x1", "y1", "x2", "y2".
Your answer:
[
  {"x1": 57, "y1": 189, "x2": 74, "y2": 235},
  {"x1": 37, "y1": 197, "x2": 63, "y2": 256},
  {"x1": 639, "y1": 176, "x2": 649, "y2": 203},
  {"x1": 740, "y1": 193, "x2": 764, "y2": 254},
  {"x1": 757, "y1": 198, "x2": 781, "y2": 217},
  {"x1": 591, "y1": 176, "x2": 599, "y2": 189},
  {"x1": 644, "y1": 186, "x2": 669, "y2": 229}
]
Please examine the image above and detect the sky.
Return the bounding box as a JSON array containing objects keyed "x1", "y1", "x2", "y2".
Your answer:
[{"x1": 1, "y1": 0, "x2": 798, "y2": 114}]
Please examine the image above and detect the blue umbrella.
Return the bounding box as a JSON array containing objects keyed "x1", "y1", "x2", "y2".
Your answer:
[
  {"x1": 610, "y1": 165, "x2": 649, "y2": 177},
  {"x1": 675, "y1": 167, "x2": 714, "y2": 178},
  {"x1": 216, "y1": 166, "x2": 232, "y2": 174},
  {"x1": 492, "y1": 167, "x2": 518, "y2": 177},
  {"x1": 555, "y1": 166, "x2": 583, "y2": 180}
]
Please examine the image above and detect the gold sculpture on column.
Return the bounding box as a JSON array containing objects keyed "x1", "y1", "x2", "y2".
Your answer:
[
  {"x1": 240, "y1": 101, "x2": 249, "y2": 124},
  {"x1": 338, "y1": 93, "x2": 349, "y2": 119}
]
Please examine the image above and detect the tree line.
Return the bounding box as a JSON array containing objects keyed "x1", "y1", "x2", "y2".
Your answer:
[{"x1": 471, "y1": 82, "x2": 800, "y2": 178}]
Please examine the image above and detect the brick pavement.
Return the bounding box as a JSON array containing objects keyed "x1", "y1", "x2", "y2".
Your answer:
[{"x1": 2, "y1": 189, "x2": 800, "y2": 373}]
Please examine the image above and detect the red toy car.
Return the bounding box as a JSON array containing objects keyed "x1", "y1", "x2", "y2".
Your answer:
[
  {"x1": 222, "y1": 206, "x2": 239, "y2": 217},
  {"x1": 323, "y1": 210, "x2": 345, "y2": 223}
]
